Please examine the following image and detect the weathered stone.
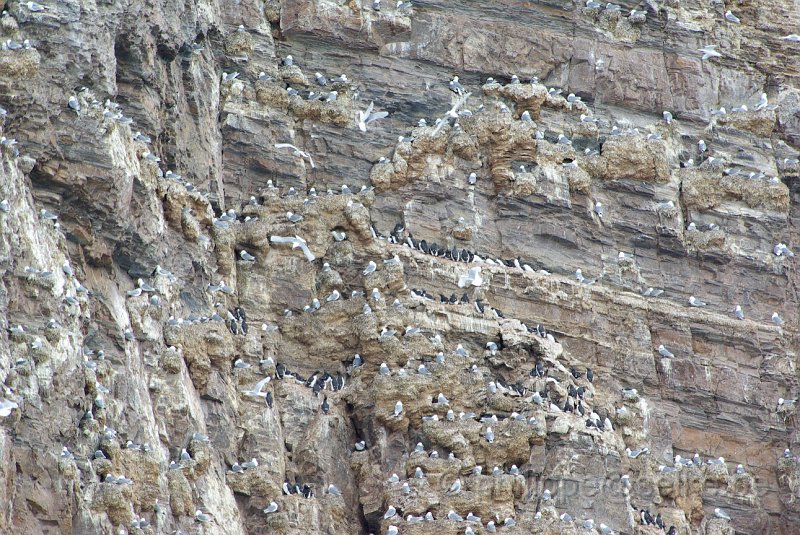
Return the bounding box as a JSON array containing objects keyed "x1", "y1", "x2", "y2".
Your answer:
[{"x1": 0, "y1": 0, "x2": 798, "y2": 534}]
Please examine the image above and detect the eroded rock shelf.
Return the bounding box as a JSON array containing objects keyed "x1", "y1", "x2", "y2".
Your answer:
[{"x1": 0, "y1": 0, "x2": 799, "y2": 534}]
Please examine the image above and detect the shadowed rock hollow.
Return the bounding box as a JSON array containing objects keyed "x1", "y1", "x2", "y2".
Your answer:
[{"x1": 0, "y1": 0, "x2": 799, "y2": 534}]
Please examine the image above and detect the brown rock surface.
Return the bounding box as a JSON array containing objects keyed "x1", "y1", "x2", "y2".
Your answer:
[{"x1": 0, "y1": 0, "x2": 798, "y2": 534}]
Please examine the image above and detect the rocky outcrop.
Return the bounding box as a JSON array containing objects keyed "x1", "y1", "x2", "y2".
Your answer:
[{"x1": 0, "y1": 0, "x2": 799, "y2": 534}]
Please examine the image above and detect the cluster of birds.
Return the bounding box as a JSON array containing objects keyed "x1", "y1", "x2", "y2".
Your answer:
[
  {"x1": 635, "y1": 507, "x2": 670, "y2": 532},
  {"x1": 282, "y1": 477, "x2": 315, "y2": 499},
  {"x1": 370, "y1": 0, "x2": 414, "y2": 12},
  {"x1": 227, "y1": 306, "x2": 248, "y2": 336},
  {"x1": 369, "y1": 215, "x2": 792, "y2": 331},
  {"x1": 579, "y1": 0, "x2": 799, "y2": 45},
  {"x1": 382, "y1": 500, "x2": 517, "y2": 533},
  {"x1": 1, "y1": 37, "x2": 32, "y2": 51},
  {"x1": 3, "y1": 4, "x2": 799, "y2": 534},
  {"x1": 276, "y1": 361, "x2": 346, "y2": 394},
  {"x1": 364, "y1": 317, "x2": 756, "y2": 535},
  {"x1": 224, "y1": 56, "x2": 351, "y2": 106},
  {"x1": 373, "y1": 221, "x2": 554, "y2": 275},
  {"x1": 222, "y1": 53, "x2": 394, "y2": 135},
  {"x1": 448, "y1": 67, "x2": 798, "y2": 199},
  {"x1": 0, "y1": 5, "x2": 44, "y2": 51},
  {"x1": 364, "y1": 321, "x2": 652, "y2": 532},
  {"x1": 17, "y1": 180, "x2": 770, "y2": 534},
  {"x1": 236, "y1": 352, "x2": 347, "y2": 414}
]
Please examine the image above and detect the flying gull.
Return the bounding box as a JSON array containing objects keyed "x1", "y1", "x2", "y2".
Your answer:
[
  {"x1": 0, "y1": 399, "x2": 19, "y2": 417},
  {"x1": 458, "y1": 266, "x2": 483, "y2": 288},
  {"x1": 274, "y1": 143, "x2": 315, "y2": 168},
  {"x1": 698, "y1": 45, "x2": 721, "y2": 60},
  {"x1": 358, "y1": 101, "x2": 389, "y2": 132},
  {"x1": 269, "y1": 235, "x2": 316, "y2": 261},
  {"x1": 242, "y1": 377, "x2": 271, "y2": 399},
  {"x1": 432, "y1": 91, "x2": 472, "y2": 136}
]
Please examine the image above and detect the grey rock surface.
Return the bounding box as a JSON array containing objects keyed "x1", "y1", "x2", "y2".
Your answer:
[{"x1": 0, "y1": 0, "x2": 799, "y2": 534}]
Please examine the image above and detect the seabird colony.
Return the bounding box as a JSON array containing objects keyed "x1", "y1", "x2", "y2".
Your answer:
[{"x1": 0, "y1": 1, "x2": 797, "y2": 533}]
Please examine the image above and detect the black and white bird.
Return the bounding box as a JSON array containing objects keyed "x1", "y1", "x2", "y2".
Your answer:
[{"x1": 449, "y1": 76, "x2": 465, "y2": 95}]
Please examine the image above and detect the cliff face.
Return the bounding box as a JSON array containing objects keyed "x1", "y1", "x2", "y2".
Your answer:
[{"x1": 0, "y1": 0, "x2": 799, "y2": 534}]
